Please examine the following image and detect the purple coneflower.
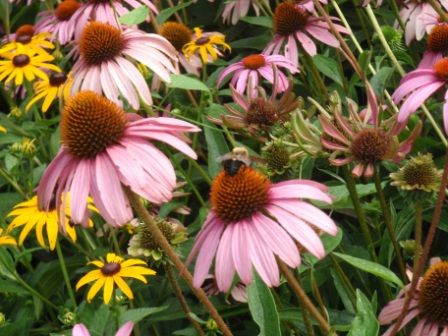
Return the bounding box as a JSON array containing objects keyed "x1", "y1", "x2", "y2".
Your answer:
[
  {"x1": 217, "y1": 54, "x2": 298, "y2": 96},
  {"x1": 379, "y1": 259, "x2": 448, "y2": 336},
  {"x1": 420, "y1": 24, "x2": 448, "y2": 67},
  {"x1": 263, "y1": 2, "x2": 349, "y2": 66},
  {"x1": 392, "y1": 57, "x2": 448, "y2": 133},
  {"x1": 186, "y1": 148, "x2": 337, "y2": 291},
  {"x1": 222, "y1": 0, "x2": 270, "y2": 25},
  {"x1": 68, "y1": 0, "x2": 158, "y2": 41},
  {"x1": 37, "y1": 91, "x2": 200, "y2": 227},
  {"x1": 294, "y1": 0, "x2": 328, "y2": 12},
  {"x1": 70, "y1": 21, "x2": 177, "y2": 109},
  {"x1": 73, "y1": 322, "x2": 133, "y2": 336}
]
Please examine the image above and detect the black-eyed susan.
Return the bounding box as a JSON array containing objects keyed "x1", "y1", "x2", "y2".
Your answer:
[
  {"x1": 26, "y1": 72, "x2": 72, "y2": 112},
  {"x1": 182, "y1": 27, "x2": 231, "y2": 64},
  {"x1": 6, "y1": 194, "x2": 96, "y2": 250},
  {"x1": 76, "y1": 253, "x2": 156, "y2": 304},
  {"x1": 0, "y1": 44, "x2": 61, "y2": 85},
  {"x1": 0, "y1": 228, "x2": 17, "y2": 246},
  {"x1": 0, "y1": 24, "x2": 55, "y2": 56}
]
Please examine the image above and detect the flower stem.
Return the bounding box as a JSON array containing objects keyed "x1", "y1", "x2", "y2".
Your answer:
[
  {"x1": 277, "y1": 258, "x2": 331, "y2": 333},
  {"x1": 428, "y1": 0, "x2": 448, "y2": 24},
  {"x1": 124, "y1": 187, "x2": 233, "y2": 336},
  {"x1": 56, "y1": 239, "x2": 77, "y2": 309},
  {"x1": 373, "y1": 165, "x2": 407, "y2": 283},
  {"x1": 294, "y1": 269, "x2": 315, "y2": 336},
  {"x1": 388, "y1": 147, "x2": 448, "y2": 336},
  {"x1": 164, "y1": 264, "x2": 205, "y2": 336}
]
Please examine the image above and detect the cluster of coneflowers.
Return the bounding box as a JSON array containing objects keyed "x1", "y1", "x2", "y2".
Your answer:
[{"x1": 1, "y1": 0, "x2": 448, "y2": 335}]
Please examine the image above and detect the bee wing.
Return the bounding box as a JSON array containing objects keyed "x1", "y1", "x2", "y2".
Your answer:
[{"x1": 216, "y1": 154, "x2": 230, "y2": 163}]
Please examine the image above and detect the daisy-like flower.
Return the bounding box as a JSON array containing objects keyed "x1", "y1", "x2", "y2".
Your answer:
[
  {"x1": 185, "y1": 147, "x2": 337, "y2": 291},
  {"x1": 263, "y1": 2, "x2": 349, "y2": 67},
  {"x1": 26, "y1": 72, "x2": 71, "y2": 112},
  {"x1": 294, "y1": 0, "x2": 328, "y2": 12},
  {"x1": 0, "y1": 228, "x2": 17, "y2": 246},
  {"x1": 68, "y1": 0, "x2": 158, "y2": 41},
  {"x1": 73, "y1": 322, "x2": 133, "y2": 336},
  {"x1": 379, "y1": 259, "x2": 448, "y2": 335},
  {"x1": 396, "y1": 0, "x2": 448, "y2": 46},
  {"x1": 34, "y1": 0, "x2": 82, "y2": 45},
  {"x1": 392, "y1": 57, "x2": 448, "y2": 134},
  {"x1": 420, "y1": 24, "x2": 448, "y2": 67},
  {"x1": 182, "y1": 27, "x2": 231, "y2": 64},
  {"x1": 217, "y1": 54, "x2": 298, "y2": 96},
  {"x1": 70, "y1": 21, "x2": 177, "y2": 109},
  {"x1": 37, "y1": 91, "x2": 200, "y2": 227},
  {"x1": 6, "y1": 195, "x2": 96, "y2": 250},
  {"x1": 76, "y1": 253, "x2": 156, "y2": 304},
  {"x1": 222, "y1": 0, "x2": 270, "y2": 25},
  {"x1": 0, "y1": 44, "x2": 60, "y2": 85},
  {"x1": 319, "y1": 89, "x2": 422, "y2": 177},
  {"x1": 159, "y1": 21, "x2": 202, "y2": 77},
  {"x1": 0, "y1": 24, "x2": 54, "y2": 56}
]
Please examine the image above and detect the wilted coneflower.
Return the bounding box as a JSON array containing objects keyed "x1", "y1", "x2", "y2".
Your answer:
[
  {"x1": 26, "y1": 72, "x2": 72, "y2": 112},
  {"x1": 185, "y1": 147, "x2": 337, "y2": 291},
  {"x1": 263, "y1": 2, "x2": 349, "y2": 66},
  {"x1": 182, "y1": 27, "x2": 231, "y2": 64},
  {"x1": 0, "y1": 24, "x2": 55, "y2": 56},
  {"x1": 392, "y1": 57, "x2": 448, "y2": 134},
  {"x1": 68, "y1": 0, "x2": 158, "y2": 41},
  {"x1": 37, "y1": 91, "x2": 200, "y2": 227},
  {"x1": 379, "y1": 259, "x2": 448, "y2": 335},
  {"x1": 35, "y1": 0, "x2": 82, "y2": 45},
  {"x1": 70, "y1": 21, "x2": 178, "y2": 109},
  {"x1": 319, "y1": 90, "x2": 422, "y2": 177},
  {"x1": 217, "y1": 54, "x2": 298, "y2": 96},
  {"x1": 420, "y1": 24, "x2": 448, "y2": 67},
  {"x1": 222, "y1": 0, "x2": 270, "y2": 25}
]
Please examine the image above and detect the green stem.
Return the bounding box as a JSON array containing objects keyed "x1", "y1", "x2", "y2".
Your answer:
[
  {"x1": 0, "y1": 167, "x2": 26, "y2": 197},
  {"x1": 188, "y1": 158, "x2": 212, "y2": 186},
  {"x1": 388, "y1": 0, "x2": 405, "y2": 30},
  {"x1": 329, "y1": 253, "x2": 357, "y2": 309},
  {"x1": 294, "y1": 270, "x2": 315, "y2": 336},
  {"x1": 110, "y1": 228, "x2": 121, "y2": 256},
  {"x1": 56, "y1": 239, "x2": 77, "y2": 309},
  {"x1": 373, "y1": 165, "x2": 407, "y2": 283},
  {"x1": 428, "y1": 0, "x2": 448, "y2": 24}
]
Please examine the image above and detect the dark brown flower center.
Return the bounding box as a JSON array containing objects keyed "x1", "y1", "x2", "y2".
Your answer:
[
  {"x1": 242, "y1": 54, "x2": 266, "y2": 70},
  {"x1": 60, "y1": 91, "x2": 127, "y2": 158},
  {"x1": 12, "y1": 54, "x2": 30, "y2": 67},
  {"x1": 428, "y1": 25, "x2": 448, "y2": 52},
  {"x1": 101, "y1": 262, "x2": 121, "y2": 276},
  {"x1": 56, "y1": 0, "x2": 82, "y2": 21},
  {"x1": 16, "y1": 24, "x2": 35, "y2": 37},
  {"x1": 80, "y1": 21, "x2": 124, "y2": 65},
  {"x1": 434, "y1": 57, "x2": 448, "y2": 80},
  {"x1": 49, "y1": 73, "x2": 68, "y2": 87},
  {"x1": 350, "y1": 129, "x2": 390, "y2": 163},
  {"x1": 246, "y1": 98, "x2": 279, "y2": 126},
  {"x1": 273, "y1": 2, "x2": 309, "y2": 36},
  {"x1": 419, "y1": 261, "x2": 448, "y2": 324},
  {"x1": 15, "y1": 35, "x2": 31, "y2": 44},
  {"x1": 196, "y1": 37, "x2": 210, "y2": 45},
  {"x1": 159, "y1": 21, "x2": 192, "y2": 52},
  {"x1": 210, "y1": 166, "x2": 270, "y2": 222}
]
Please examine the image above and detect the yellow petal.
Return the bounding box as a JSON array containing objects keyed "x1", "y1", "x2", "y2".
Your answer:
[
  {"x1": 42, "y1": 87, "x2": 57, "y2": 112},
  {"x1": 46, "y1": 214, "x2": 58, "y2": 250},
  {"x1": 103, "y1": 276, "x2": 115, "y2": 304},
  {"x1": 35, "y1": 215, "x2": 47, "y2": 248},
  {"x1": 76, "y1": 270, "x2": 103, "y2": 290},
  {"x1": 120, "y1": 258, "x2": 147, "y2": 268},
  {"x1": 87, "y1": 277, "x2": 106, "y2": 303},
  {"x1": 0, "y1": 236, "x2": 17, "y2": 246},
  {"x1": 87, "y1": 260, "x2": 104, "y2": 268},
  {"x1": 113, "y1": 275, "x2": 133, "y2": 299}
]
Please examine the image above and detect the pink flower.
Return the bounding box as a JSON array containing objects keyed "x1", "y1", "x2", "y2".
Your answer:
[
  {"x1": 419, "y1": 24, "x2": 448, "y2": 67},
  {"x1": 35, "y1": 0, "x2": 82, "y2": 45},
  {"x1": 37, "y1": 91, "x2": 200, "y2": 227},
  {"x1": 73, "y1": 322, "x2": 134, "y2": 336},
  {"x1": 68, "y1": 0, "x2": 158, "y2": 41},
  {"x1": 185, "y1": 148, "x2": 337, "y2": 291},
  {"x1": 396, "y1": 0, "x2": 448, "y2": 46},
  {"x1": 294, "y1": 0, "x2": 328, "y2": 12},
  {"x1": 222, "y1": 0, "x2": 270, "y2": 25},
  {"x1": 217, "y1": 54, "x2": 298, "y2": 96},
  {"x1": 378, "y1": 259, "x2": 448, "y2": 336},
  {"x1": 263, "y1": 2, "x2": 349, "y2": 66},
  {"x1": 70, "y1": 22, "x2": 177, "y2": 110},
  {"x1": 392, "y1": 57, "x2": 448, "y2": 133}
]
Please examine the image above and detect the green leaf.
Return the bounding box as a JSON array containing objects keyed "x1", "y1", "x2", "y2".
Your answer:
[
  {"x1": 230, "y1": 35, "x2": 272, "y2": 50},
  {"x1": 118, "y1": 306, "x2": 168, "y2": 325},
  {"x1": 168, "y1": 74, "x2": 210, "y2": 92},
  {"x1": 393, "y1": 50, "x2": 414, "y2": 67},
  {"x1": 247, "y1": 271, "x2": 281, "y2": 336},
  {"x1": 312, "y1": 54, "x2": 343, "y2": 87},
  {"x1": 348, "y1": 290, "x2": 379, "y2": 336},
  {"x1": 305, "y1": 227, "x2": 343, "y2": 265},
  {"x1": 5, "y1": 154, "x2": 18, "y2": 172},
  {"x1": 156, "y1": 2, "x2": 193, "y2": 26},
  {"x1": 239, "y1": 16, "x2": 272, "y2": 28},
  {"x1": 87, "y1": 305, "x2": 111, "y2": 336},
  {"x1": 358, "y1": 51, "x2": 372, "y2": 76},
  {"x1": 333, "y1": 252, "x2": 404, "y2": 288},
  {"x1": 118, "y1": 6, "x2": 149, "y2": 25},
  {"x1": 370, "y1": 66, "x2": 394, "y2": 98},
  {"x1": 0, "y1": 279, "x2": 29, "y2": 295}
]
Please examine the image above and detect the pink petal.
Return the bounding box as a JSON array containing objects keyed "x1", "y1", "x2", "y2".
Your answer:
[
  {"x1": 269, "y1": 183, "x2": 332, "y2": 203},
  {"x1": 215, "y1": 223, "x2": 237, "y2": 292},
  {"x1": 115, "y1": 322, "x2": 134, "y2": 336},
  {"x1": 73, "y1": 324, "x2": 90, "y2": 336},
  {"x1": 232, "y1": 220, "x2": 253, "y2": 285}
]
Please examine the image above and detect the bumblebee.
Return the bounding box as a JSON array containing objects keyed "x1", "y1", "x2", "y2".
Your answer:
[{"x1": 217, "y1": 147, "x2": 265, "y2": 176}]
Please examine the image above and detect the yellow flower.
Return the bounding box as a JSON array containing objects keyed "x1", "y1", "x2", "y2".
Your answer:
[
  {"x1": 0, "y1": 44, "x2": 61, "y2": 86},
  {"x1": 182, "y1": 27, "x2": 231, "y2": 64},
  {"x1": 0, "y1": 125, "x2": 5, "y2": 133},
  {"x1": 76, "y1": 253, "x2": 156, "y2": 304},
  {"x1": 0, "y1": 32, "x2": 55, "y2": 56},
  {"x1": 0, "y1": 228, "x2": 17, "y2": 246},
  {"x1": 26, "y1": 72, "x2": 72, "y2": 112},
  {"x1": 6, "y1": 195, "x2": 96, "y2": 250}
]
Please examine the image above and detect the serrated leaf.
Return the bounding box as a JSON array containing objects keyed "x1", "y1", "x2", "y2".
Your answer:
[
  {"x1": 118, "y1": 6, "x2": 149, "y2": 25},
  {"x1": 348, "y1": 290, "x2": 379, "y2": 336},
  {"x1": 313, "y1": 54, "x2": 343, "y2": 87},
  {"x1": 168, "y1": 74, "x2": 210, "y2": 92},
  {"x1": 156, "y1": 2, "x2": 192, "y2": 26},
  {"x1": 247, "y1": 271, "x2": 281, "y2": 336},
  {"x1": 333, "y1": 252, "x2": 404, "y2": 288},
  {"x1": 239, "y1": 16, "x2": 272, "y2": 28}
]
